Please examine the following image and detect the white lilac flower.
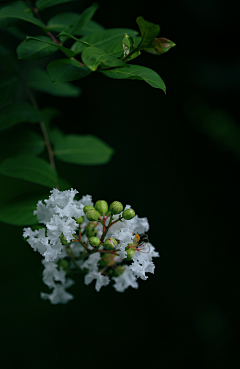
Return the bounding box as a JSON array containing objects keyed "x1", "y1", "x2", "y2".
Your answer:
[
  {"x1": 84, "y1": 271, "x2": 110, "y2": 292},
  {"x1": 42, "y1": 260, "x2": 66, "y2": 288},
  {"x1": 112, "y1": 266, "x2": 138, "y2": 292},
  {"x1": 23, "y1": 190, "x2": 160, "y2": 304},
  {"x1": 41, "y1": 279, "x2": 75, "y2": 304}
]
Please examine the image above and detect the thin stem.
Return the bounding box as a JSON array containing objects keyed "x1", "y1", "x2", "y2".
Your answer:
[{"x1": 25, "y1": 86, "x2": 57, "y2": 173}]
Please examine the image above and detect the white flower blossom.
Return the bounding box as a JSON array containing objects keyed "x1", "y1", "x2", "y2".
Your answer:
[
  {"x1": 41, "y1": 279, "x2": 75, "y2": 304},
  {"x1": 84, "y1": 271, "x2": 110, "y2": 292},
  {"x1": 112, "y1": 266, "x2": 138, "y2": 292},
  {"x1": 23, "y1": 189, "x2": 159, "y2": 303}
]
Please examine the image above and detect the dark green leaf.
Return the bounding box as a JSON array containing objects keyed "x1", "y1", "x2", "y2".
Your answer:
[
  {"x1": 0, "y1": 128, "x2": 45, "y2": 161},
  {"x1": 40, "y1": 107, "x2": 61, "y2": 127},
  {"x1": 27, "y1": 68, "x2": 81, "y2": 97},
  {"x1": 47, "y1": 58, "x2": 91, "y2": 83},
  {"x1": 49, "y1": 127, "x2": 64, "y2": 145},
  {"x1": 57, "y1": 31, "x2": 92, "y2": 46},
  {"x1": 82, "y1": 47, "x2": 126, "y2": 71},
  {"x1": 122, "y1": 33, "x2": 135, "y2": 57},
  {"x1": 0, "y1": 1, "x2": 46, "y2": 29},
  {"x1": 0, "y1": 1, "x2": 26, "y2": 28},
  {"x1": 66, "y1": 3, "x2": 99, "y2": 38},
  {"x1": 0, "y1": 76, "x2": 20, "y2": 109},
  {"x1": 47, "y1": 12, "x2": 104, "y2": 35},
  {"x1": 136, "y1": 16, "x2": 160, "y2": 49},
  {"x1": 17, "y1": 35, "x2": 57, "y2": 59},
  {"x1": 25, "y1": 36, "x2": 75, "y2": 57},
  {"x1": 0, "y1": 102, "x2": 42, "y2": 131},
  {"x1": 0, "y1": 196, "x2": 40, "y2": 225},
  {"x1": 36, "y1": 0, "x2": 76, "y2": 11},
  {"x1": 0, "y1": 155, "x2": 58, "y2": 187},
  {"x1": 54, "y1": 134, "x2": 114, "y2": 165},
  {"x1": 71, "y1": 28, "x2": 138, "y2": 55},
  {"x1": 143, "y1": 37, "x2": 176, "y2": 55},
  {"x1": 101, "y1": 64, "x2": 166, "y2": 92},
  {"x1": 58, "y1": 178, "x2": 71, "y2": 190}
]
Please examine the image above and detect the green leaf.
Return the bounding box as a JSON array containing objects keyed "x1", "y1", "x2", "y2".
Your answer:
[
  {"x1": 47, "y1": 12, "x2": 104, "y2": 35},
  {"x1": 0, "y1": 76, "x2": 21, "y2": 109},
  {"x1": 0, "y1": 196, "x2": 40, "y2": 225},
  {"x1": 58, "y1": 178, "x2": 71, "y2": 190},
  {"x1": 101, "y1": 64, "x2": 166, "y2": 92},
  {"x1": 47, "y1": 59, "x2": 91, "y2": 83},
  {"x1": 136, "y1": 16, "x2": 160, "y2": 49},
  {"x1": 0, "y1": 1, "x2": 46, "y2": 29},
  {"x1": 71, "y1": 28, "x2": 138, "y2": 55},
  {"x1": 0, "y1": 1, "x2": 26, "y2": 28},
  {"x1": 57, "y1": 31, "x2": 92, "y2": 47},
  {"x1": 143, "y1": 37, "x2": 176, "y2": 55},
  {"x1": 36, "y1": 0, "x2": 76, "y2": 11},
  {"x1": 121, "y1": 33, "x2": 141, "y2": 61},
  {"x1": 27, "y1": 68, "x2": 81, "y2": 97},
  {"x1": 54, "y1": 134, "x2": 114, "y2": 165},
  {"x1": 0, "y1": 128, "x2": 45, "y2": 161},
  {"x1": 81, "y1": 47, "x2": 126, "y2": 71},
  {"x1": 67, "y1": 4, "x2": 99, "y2": 37},
  {"x1": 17, "y1": 35, "x2": 57, "y2": 59},
  {"x1": 49, "y1": 127, "x2": 64, "y2": 145},
  {"x1": 0, "y1": 155, "x2": 58, "y2": 188},
  {"x1": 40, "y1": 107, "x2": 61, "y2": 127},
  {"x1": 0, "y1": 102, "x2": 42, "y2": 131},
  {"x1": 25, "y1": 36, "x2": 75, "y2": 57}
]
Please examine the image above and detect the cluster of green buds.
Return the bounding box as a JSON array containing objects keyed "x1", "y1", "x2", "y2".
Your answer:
[{"x1": 80, "y1": 200, "x2": 136, "y2": 252}]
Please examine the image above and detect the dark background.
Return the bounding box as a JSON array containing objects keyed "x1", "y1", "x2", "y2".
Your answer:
[{"x1": 1, "y1": 0, "x2": 240, "y2": 367}]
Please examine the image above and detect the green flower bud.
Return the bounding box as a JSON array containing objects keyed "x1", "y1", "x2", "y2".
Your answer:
[
  {"x1": 89, "y1": 237, "x2": 101, "y2": 247},
  {"x1": 86, "y1": 209, "x2": 100, "y2": 221},
  {"x1": 104, "y1": 238, "x2": 118, "y2": 250},
  {"x1": 109, "y1": 201, "x2": 123, "y2": 215},
  {"x1": 126, "y1": 248, "x2": 136, "y2": 260},
  {"x1": 76, "y1": 216, "x2": 84, "y2": 224},
  {"x1": 58, "y1": 259, "x2": 69, "y2": 272},
  {"x1": 113, "y1": 265, "x2": 125, "y2": 276},
  {"x1": 99, "y1": 253, "x2": 114, "y2": 267},
  {"x1": 122, "y1": 208, "x2": 135, "y2": 220},
  {"x1": 85, "y1": 222, "x2": 98, "y2": 238},
  {"x1": 83, "y1": 205, "x2": 95, "y2": 214},
  {"x1": 95, "y1": 200, "x2": 108, "y2": 215},
  {"x1": 60, "y1": 234, "x2": 68, "y2": 245}
]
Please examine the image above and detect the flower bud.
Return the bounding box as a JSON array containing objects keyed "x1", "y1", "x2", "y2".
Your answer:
[
  {"x1": 95, "y1": 200, "x2": 108, "y2": 215},
  {"x1": 113, "y1": 265, "x2": 125, "y2": 276},
  {"x1": 104, "y1": 238, "x2": 117, "y2": 250},
  {"x1": 126, "y1": 248, "x2": 136, "y2": 260},
  {"x1": 86, "y1": 209, "x2": 100, "y2": 221},
  {"x1": 76, "y1": 216, "x2": 84, "y2": 224},
  {"x1": 58, "y1": 259, "x2": 69, "y2": 272},
  {"x1": 89, "y1": 237, "x2": 101, "y2": 247},
  {"x1": 109, "y1": 201, "x2": 123, "y2": 215},
  {"x1": 85, "y1": 222, "x2": 98, "y2": 238},
  {"x1": 83, "y1": 205, "x2": 95, "y2": 214},
  {"x1": 122, "y1": 208, "x2": 135, "y2": 220},
  {"x1": 99, "y1": 253, "x2": 114, "y2": 267},
  {"x1": 60, "y1": 234, "x2": 68, "y2": 245}
]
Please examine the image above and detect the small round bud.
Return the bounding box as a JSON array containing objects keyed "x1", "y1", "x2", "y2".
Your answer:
[
  {"x1": 122, "y1": 208, "x2": 135, "y2": 220},
  {"x1": 104, "y1": 238, "x2": 118, "y2": 250},
  {"x1": 89, "y1": 237, "x2": 101, "y2": 247},
  {"x1": 86, "y1": 209, "x2": 100, "y2": 221},
  {"x1": 58, "y1": 259, "x2": 69, "y2": 271},
  {"x1": 109, "y1": 201, "x2": 123, "y2": 215},
  {"x1": 95, "y1": 200, "x2": 108, "y2": 215},
  {"x1": 126, "y1": 248, "x2": 136, "y2": 260},
  {"x1": 76, "y1": 216, "x2": 84, "y2": 224},
  {"x1": 99, "y1": 253, "x2": 114, "y2": 267},
  {"x1": 113, "y1": 265, "x2": 125, "y2": 276},
  {"x1": 60, "y1": 234, "x2": 68, "y2": 245},
  {"x1": 83, "y1": 205, "x2": 95, "y2": 214},
  {"x1": 85, "y1": 222, "x2": 98, "y2": 238}
]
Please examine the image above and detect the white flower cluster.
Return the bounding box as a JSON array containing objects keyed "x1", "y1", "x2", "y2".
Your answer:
[{"x1": 23, "y1": 189, "x2": 159, "y2": 304}]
